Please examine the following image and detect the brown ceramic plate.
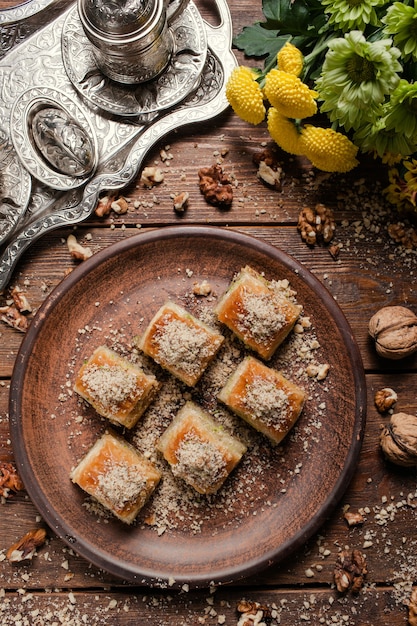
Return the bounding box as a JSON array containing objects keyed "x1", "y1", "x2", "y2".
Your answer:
[{"x1": 10, "y1": 226, "x2": 366, "y2": 588}]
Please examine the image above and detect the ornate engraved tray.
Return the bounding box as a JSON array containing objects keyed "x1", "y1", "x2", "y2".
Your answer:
[{"x1": 0, "y1": 0, "x2": 237, "y2": 290}]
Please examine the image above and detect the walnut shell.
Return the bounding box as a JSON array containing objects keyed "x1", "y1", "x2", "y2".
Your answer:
[
  {"x1": 368, "y1": 305, "x2": 417, "y2": 360},
  {"x1": 380, "y1": 412, "x2": 417, "y2": 467}
]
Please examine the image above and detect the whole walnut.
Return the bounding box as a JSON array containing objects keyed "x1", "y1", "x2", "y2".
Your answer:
[
  {"x1": 368, "y1": 305, "x2": 417, "y2": 359},
  {"x1": 380, "y1": 412, "x2": 417, "y2": 467}
]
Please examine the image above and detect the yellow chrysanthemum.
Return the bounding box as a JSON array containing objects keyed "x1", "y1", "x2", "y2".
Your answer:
[
  {"x1": 225, "y1": 66, "x2": 266, "y2": 125},
  {"x1": 264, "y1": 69, "x2": 318, "y2": 119},
  {"x1": 267, "y1": 107, "x2": 304, "y2": 155},
  {"x1": 299, "y1": 125, "x2": 359, "y2": 172},
  {"x1": 277, "y1": 42, "x2": 304, "y2": 77}
]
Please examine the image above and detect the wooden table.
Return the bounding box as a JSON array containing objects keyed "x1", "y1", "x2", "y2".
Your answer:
[{"x1": 1, "y1": 0, "x2": 417, "y2": 624}]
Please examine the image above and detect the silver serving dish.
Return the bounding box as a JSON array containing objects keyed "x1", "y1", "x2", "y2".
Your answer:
[{"x1": 0, "y1": 0, "x2": 237, "y2": 291}]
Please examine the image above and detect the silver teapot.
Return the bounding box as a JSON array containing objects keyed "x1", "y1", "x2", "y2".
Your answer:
[{"x1": 78, "y1": 0, "x2": 189, "y2": 84}]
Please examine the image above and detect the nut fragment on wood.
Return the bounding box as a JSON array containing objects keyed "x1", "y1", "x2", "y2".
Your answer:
[
  {"x1": 140, "y1": 166, "x2": 164, "y2": 188},
  {"x1": 334, "y1": 549, "x2": 367, "y2": 594},
  {"x1": 380, "y1": 412, "x2": 417, "y2": 467},
  {"x1": 192, "y1": 280, "x2": 212, "y2": 296},
  {"x1": 297, "y1": 203, "x2": 336, "y2": 246},
  {"x1": 67, "y1": 234, "x2": 93, "y2": 261},
  {"x1": 369, "y1": 305, "x2": 417, "y2": 360},
  {"x1": 110, "y1": 196, "x2": 129, "y2": 214},
  {"x1": 0, "y1": 462, "x2": 24, "y2": 498},
  {"x1": 94, "y1": 193, "x2": 116, "y2": 217},
  {"x1": 7, "y1": 528, "x2": 47, "y2": 562},
  {"x1": 374, "y1": 387, "x2": 398, "y2": 413},
  {"x1": 256, "y1": 160, "x2": 282, "y2": 190},
  {"x1": 408, "y1": 587, "x2": 417, "y2": 626},
  {"x1": 0, "y1": 304, "x2": 29, "y2": 332},
  {"x1": 10, "y1": 286, "x2": 32, "y2": 313},
  {"x1": 344, "y1": 510, "x2": 365, "y2": 527},
  {"x1": 236, "y1": 599, "x2": 273, "y2": 626},
  {"x1": 198, "y1": 164, "x2": 233, "y2": 208},
  {"x1": 173, "y1": 191, "x2": 189, "y2": 213},
  {"x1": 388, "y1": 222, "x2": 417, "y2": 250}
]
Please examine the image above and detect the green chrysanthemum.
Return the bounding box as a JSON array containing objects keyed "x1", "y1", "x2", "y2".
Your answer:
[
  {"x1": 277, "y1": 42, "x2": 304, "y2": 77},
  {"x1": 264, "y1": 69, "x2": 318, "y2": 119},
  {"x1": 385, "y1": 162, "x2": 417, "y2": 210},
  {"x1": 316, "y1": 30, "x2": 402, "y2": 131},
  {"x1": 384, "y1": 80, "x2": 417, "y2": 140},
  {"x1": 299, "y1": 125, "x2": 359, "y2": 172},
  {"x1": 382, "y1": 1, "x2": 417, "y2": 62},
  {"x1": 267, "y1": 107, "x2": 304, "y2": 155},
  {"x1": 321, "y1": 0, "x2": 388, "y2": 32},
  {"x1": 353, "y1": 114, "x2": 417, "y2": 157},
  {"x1": 225, "y1": 66, "x2": 266, "y2": 125}
]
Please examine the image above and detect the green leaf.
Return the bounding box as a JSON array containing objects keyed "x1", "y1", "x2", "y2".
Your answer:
[
  {"x1": 233, "y1": 24, "x2": 290, "y2": 59},
  {"x1": 262, "y1": 0, "x2": 325, "y2": 35}
]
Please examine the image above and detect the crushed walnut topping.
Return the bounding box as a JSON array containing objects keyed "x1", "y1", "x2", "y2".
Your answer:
[
  {"x1": 173, "y1": 433, "x2": 228, "y2": 491},
  {"x1": 80, "y1": 363, "x2": 139, "y2": 415},
  {"x1": 237, "y1": 290, "x2": 286, "y2": 341},
  {"x1": 96, "y1": 461, "x2": 148, "y2": 510},
  {"x1": 243, "y1": 376, "x2": 289, "y2": 427}
]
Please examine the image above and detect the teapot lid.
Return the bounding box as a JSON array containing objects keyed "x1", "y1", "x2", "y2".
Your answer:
[{"x1": 80, "y1": 0, "x2": 157, "y2": 35}]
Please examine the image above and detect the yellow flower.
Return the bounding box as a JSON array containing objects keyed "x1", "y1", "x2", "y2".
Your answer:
[
  {"x1": 277, "y1": 42, "x2": 304, "y2": 77},
  {"x1": 267, "y1": 107, "x2": 304, "y2": 155},
  {"x1": 264, "y1": 69, "x2": 318, "y2": 119},
  {"x1": 299, "y1": 125, "x2": 359, "y2": 172},
  {"x1": 225, "y1": 66, "x2": 266, "y2": 125}
]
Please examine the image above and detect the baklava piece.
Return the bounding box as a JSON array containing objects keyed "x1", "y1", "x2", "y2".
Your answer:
[
  {"x1": 157, "y1": 401, "x2": 246, "y2": 494},
  {"x1": 74, "y1": 345, "x2": 160, "y2": 429},
  {"x1": 214, "y1": 265, "x2": 302, "y2": 360},
  {"x1": 136, "y1": 301, "x2": 224, "y2": 386},
  {"x1": 218, "y1": 356, "x2": 305, "y2": 444},
  {"x1": 70, "y1": 431, "x2": 161, "y2": 524}
]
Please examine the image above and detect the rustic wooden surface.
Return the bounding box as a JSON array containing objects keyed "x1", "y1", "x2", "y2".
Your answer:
[{"x1": 1, "y1": 0, "x2": 417, "y2": 624}]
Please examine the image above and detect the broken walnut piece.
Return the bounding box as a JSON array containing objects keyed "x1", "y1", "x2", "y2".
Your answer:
[
  {"x1": 173, "y1": 191, "x2": 189, "y2": 213},
  {"x1": 140, "y1": 166, "x2": 164, "y2": 188},
  {"x1": 0, "y1": 462, "x2": 24, "y2": 497},
  {"x1": 343, "y1": 510, "x2": 365, "y2": 527},
  {"x1": 6, "y1": 528, "x2": 47, "y2": 562},
  {"x1": 298, "y1": 203, "x2": 336, "y2": 246},
  {"x1": 0, "y1": 305, "x2": 29, "y2": 332},
  {"x1": 334, "y1": 549, "x2": 367, "y2": 594},
  {"x1": 409, "y1": 587, "x2": 417, "y2": 626},
  {"x1": 10, "y1": 286, "x2": 32, "y2": 314},
  {"x1": 198, "y1": 164, "x2": 233, "y2": 208},
  {"x1": 374, "y1": 387, "x2": 398, "y2": 413},
  {"x1": 67, "y1": 234, "x2": 93, "y2": 261},
  {"x1": 388, "y1": 222, "x2": 417, "y2": 250},
  {"x1": 252, "y1": 149, "x2": 283, "y2": 190},
  {"x1": 236, "y1": 599, "x2": 273, "y2": 626},
  {"x1": 94, "y1": 193, "x2": 117, "y2": 217}
]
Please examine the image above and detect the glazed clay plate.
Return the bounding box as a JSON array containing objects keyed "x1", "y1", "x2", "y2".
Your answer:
[{"x1": 10, "y1": 226, "x2": 366, "y2": 587}]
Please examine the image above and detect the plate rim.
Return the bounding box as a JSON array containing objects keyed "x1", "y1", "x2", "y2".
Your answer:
[{"x1": 9, "y1": 224, "x2": 367, "y2": 587}]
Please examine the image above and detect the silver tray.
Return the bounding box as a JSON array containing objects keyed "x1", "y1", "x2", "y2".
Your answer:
[{"x1": 0, "y1": 0, "x2": 237, "y2": 291}]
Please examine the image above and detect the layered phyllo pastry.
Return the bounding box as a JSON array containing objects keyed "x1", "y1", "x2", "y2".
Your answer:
[
  {"x1": 70, "y1": 431, "x2": 161, "y2": 524},
  {"x1": 157, "y1": 401, "x2": 246, "y2": 494},
  {"x1": 136, "y1": 301, "x2": 224, "y2": 386},
  {"x1": 214, "y1": 266, "x2": 302, "y2": 360},
  {"x1": 218, "y1": 356, "x2": 305, "y2": 444},
  {"x1": 74, "y1": 345, "x2": 160, "y2": 429}
]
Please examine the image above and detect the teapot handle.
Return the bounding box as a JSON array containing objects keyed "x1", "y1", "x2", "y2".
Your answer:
[{"x1": 166, "y1": 0, "x2": 190, "y2": 24}]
